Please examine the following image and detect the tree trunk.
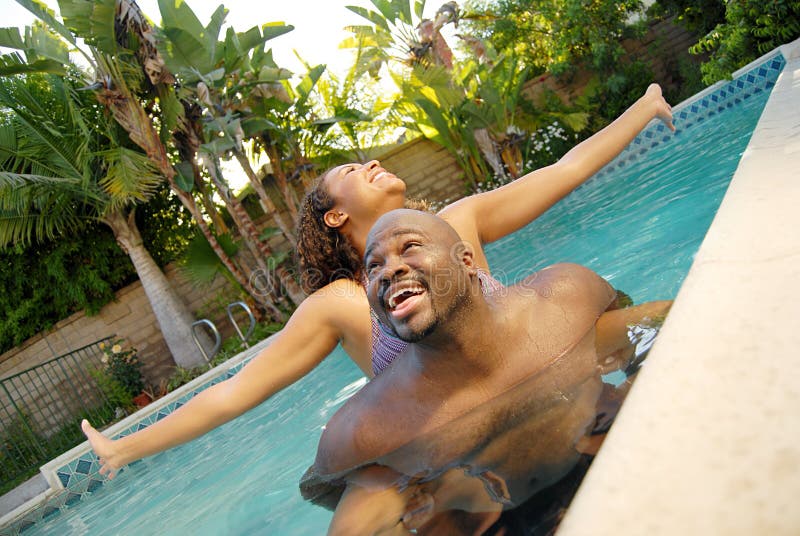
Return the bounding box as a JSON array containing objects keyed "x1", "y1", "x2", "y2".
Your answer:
[
  {"x1": 205, "y1": 158, "x2": 298, "y2": 312},
  {"x1": 194, "y1": 165, "x2": 229, "y2": 233},
  {"x1": 103, "y1": 209, "x2": 207, "y2": 369},
  {"x1": 262, "y1": 141, "x2": 301, "y2": 220},
  {"x1": 168, "y1": 175, "x2": 285, "y2": 320},
  {"x1": 94, "y1": 56, "x2": 284, "y2": 319},
  {"x1": 233, "y1": 150, "x2": 297, "y2": 246}
]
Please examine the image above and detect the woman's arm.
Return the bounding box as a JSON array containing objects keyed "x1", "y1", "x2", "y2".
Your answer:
[
  {"x1": 440, "y1": 84, "x2": 675, "y2": 245},
  {"x1": 81, "y1": 285, "x2": 362, "y2": 477}
]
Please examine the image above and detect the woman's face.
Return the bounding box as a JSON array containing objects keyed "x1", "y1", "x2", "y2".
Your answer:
[{"x1": 323, "y1": 160, "x2": 407, "y2": 225}]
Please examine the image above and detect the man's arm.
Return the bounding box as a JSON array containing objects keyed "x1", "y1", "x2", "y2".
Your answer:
[
  {"x1": 594, "y1": 300, "x2": 672, "y2": 373},
  {"x1": 328, "y1": 466, "x2": 413, "y2": 536}
]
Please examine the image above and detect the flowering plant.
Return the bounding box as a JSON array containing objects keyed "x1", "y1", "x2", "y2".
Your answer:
[{"x1": 98, "y1": 338, "x2": 144, "y2": 397}]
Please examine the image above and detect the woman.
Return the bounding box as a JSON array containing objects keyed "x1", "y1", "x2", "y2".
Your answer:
[{"x1": 82, "y1": 84, "x2": 674, "y2": 475}]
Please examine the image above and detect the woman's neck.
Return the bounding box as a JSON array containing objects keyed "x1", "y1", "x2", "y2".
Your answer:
[{"x1": 344, "y1": 218, "x2": 380, "y2": 259}]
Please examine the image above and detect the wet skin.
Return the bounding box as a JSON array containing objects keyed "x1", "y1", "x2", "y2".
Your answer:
[{"x1": 307, "y1": 210, "x2": 671, "y2": 535}]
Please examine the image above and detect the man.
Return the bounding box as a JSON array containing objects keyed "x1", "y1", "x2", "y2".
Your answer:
[{"x1": 304, "y1": 209, "x2": 670, "y2": 535}]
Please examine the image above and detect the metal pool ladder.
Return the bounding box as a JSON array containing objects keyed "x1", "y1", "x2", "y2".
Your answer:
[{"x1": 191, "y1": 301, "x2": 256, "y2": 364}]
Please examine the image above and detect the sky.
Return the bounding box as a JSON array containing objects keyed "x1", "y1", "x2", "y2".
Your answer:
[{"x1": 1, "y1": 0, "x2": 446, "y2": 77}]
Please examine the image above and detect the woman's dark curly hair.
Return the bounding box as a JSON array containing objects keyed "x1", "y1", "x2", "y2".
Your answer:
[
  {"x1": 296, "y1": 176, "x2": 363, "y2": 294},
  {"x1": 295, "y1": 173, "x2": 432, "y2": 294}
]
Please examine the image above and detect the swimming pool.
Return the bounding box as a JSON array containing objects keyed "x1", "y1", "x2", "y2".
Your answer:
[{"x1": 2, "y1": 52, "x2": 785, "y2": 535}]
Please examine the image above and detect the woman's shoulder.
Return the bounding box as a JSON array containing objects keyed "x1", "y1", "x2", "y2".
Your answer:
[{"x1": 296, "y1": 277, "x2": 369, "y2": 325}]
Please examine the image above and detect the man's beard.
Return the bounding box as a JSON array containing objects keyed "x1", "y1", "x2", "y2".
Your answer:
[{"x1": 394, "y1": 286, "x2": 469, "y2": 343}]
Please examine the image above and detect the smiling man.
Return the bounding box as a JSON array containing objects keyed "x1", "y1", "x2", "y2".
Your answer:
[{"x1": 304, "y1": 209, "x2": 671, "y2": 535}]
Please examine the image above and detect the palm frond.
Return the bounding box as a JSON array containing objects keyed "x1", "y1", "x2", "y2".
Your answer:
[
  {"x1": 97, "y1": 147, "x2": 162, "y2": 209},
  {"x1": 0, "y1": 75, "x2": 90, "y2": 180},
  {"x1": 0, "y1": 172, "x2": 100, "y2": 246}
]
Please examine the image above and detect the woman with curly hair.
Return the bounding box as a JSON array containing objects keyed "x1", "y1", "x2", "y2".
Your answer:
[{"x1": 83, "y1": 84, "x2": 674, "y2": 474}]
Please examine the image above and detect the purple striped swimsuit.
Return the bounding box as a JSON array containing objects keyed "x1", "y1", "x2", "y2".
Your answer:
[{"x1": 369, "y1": 269, "x2": 505, "y2": 375}]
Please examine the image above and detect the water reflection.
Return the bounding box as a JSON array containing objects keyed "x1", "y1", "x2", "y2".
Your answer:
[{"x1": 302, "y1": 290, "x2": 663, "y2": 535}]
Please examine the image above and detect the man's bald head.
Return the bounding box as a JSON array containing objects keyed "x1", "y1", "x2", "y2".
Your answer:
[
  {"x1": 364, "y1": 209, "x2": 478, "y2": 343},
  {"x1": 365, "y1": 209, "x2": 463, "y2": 263}
]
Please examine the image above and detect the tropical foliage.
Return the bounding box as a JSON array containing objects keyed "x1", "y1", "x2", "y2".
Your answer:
[
  {"x1": 659, "y1": 0, "x2": 800, "y2": 84},
  {"x1": 1, "y1": 0, "x2": 306, "y2": 322},
  {"x1": 461, "y1": 0, "x2": 656, "y2": 128},
  {"x1": 0, "y1": 225, "x2": 134, "y2": 353},
  {"x1": 346, "y1": 0, "x2": 589, "y2": 187},
  {"x1": 5, "y1": 0, "x2": 782, "y2": 363},
  {"x1": 0, "y1": 4, "x2": 212, "y2": 368},
  {"x1": 461, "y1": 0, "x2": 648, "y2": 77}
]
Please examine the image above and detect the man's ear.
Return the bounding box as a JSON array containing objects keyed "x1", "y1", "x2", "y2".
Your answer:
[{"x1": 323, "y1": 209, "x2": 348, "y2": 229}]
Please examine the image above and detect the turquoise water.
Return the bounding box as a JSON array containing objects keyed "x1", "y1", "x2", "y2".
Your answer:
[{"x1": 18, "y1": 82, "x2": 776, "y2": 535}]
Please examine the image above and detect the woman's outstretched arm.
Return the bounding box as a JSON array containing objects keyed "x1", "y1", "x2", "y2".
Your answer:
[
  {"x1": 82, "y1": 280, "x2": 369, "y2": 477},
  {"x1": 440, "y1": 83, "x2": 675, "y2": 245}
]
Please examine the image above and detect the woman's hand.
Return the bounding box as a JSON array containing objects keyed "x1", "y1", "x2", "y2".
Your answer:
[
  {"x1": 644, "y1": 83, "x2": 675, "y2": 131},
  {"x1": 81, "y1": 419, "x2": 124, "y2": 478}
]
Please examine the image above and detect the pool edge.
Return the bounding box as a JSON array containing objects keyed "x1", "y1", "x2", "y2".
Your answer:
[
  {"x1": 557, "y1": 38, "x2": 800, "y2": 535},
  {"x1": 0, "y1": 335, "x2": 277, "y2": 531}
]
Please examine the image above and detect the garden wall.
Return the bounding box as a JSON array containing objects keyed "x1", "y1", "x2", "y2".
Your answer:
[{"x1": 0, "y1": 264, "x2": 241, "y2": 388}]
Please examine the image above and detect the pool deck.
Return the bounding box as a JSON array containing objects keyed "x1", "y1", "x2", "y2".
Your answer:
[{"x1": 558, "y1": 39, "x2": 800, "y2": 536}]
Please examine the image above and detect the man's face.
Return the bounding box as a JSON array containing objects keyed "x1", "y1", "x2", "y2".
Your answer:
[{"x1": 364, "y1": 212, "x2": 469, "y2": 343}]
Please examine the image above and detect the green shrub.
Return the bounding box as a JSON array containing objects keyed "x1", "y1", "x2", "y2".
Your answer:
[
  {"x1": 98, "y1": 339, "x2": 144, "y2": 397},
  {"x1": 687, "y1": 0, "x2": 800, "y2": 84},
  {"x1": 89, "y1": 366, "x2": 135, "y2": 411},
  {"x1": 165, "y1": 365, "x2": 207, "y2": 392}
]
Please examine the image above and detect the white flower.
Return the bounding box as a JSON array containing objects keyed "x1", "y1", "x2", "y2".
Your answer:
[
  {"x1": 111, "y1": 344, "x2": 122, "y2": 354},
  {"x1": 101, "y1": 355, "x2": 108, "y2": 364}
]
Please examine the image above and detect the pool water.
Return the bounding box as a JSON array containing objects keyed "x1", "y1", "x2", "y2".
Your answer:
[{"x1": 17, "y1": 69, "x2": 779, "y2": 535}]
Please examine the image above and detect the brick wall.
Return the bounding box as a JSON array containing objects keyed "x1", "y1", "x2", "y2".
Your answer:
[{"x1": 0, "y1": 264, "x2": 242, "y2": 387}]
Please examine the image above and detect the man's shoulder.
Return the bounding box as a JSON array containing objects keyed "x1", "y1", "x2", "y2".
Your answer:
[
  {"x1": 314, "y1": 372, "x2": 408, "y2": 477},
  {"x1": 517, "y1": 263, "x2": 615, "y2": 308},
  {"x1": 314, "y1": 394, "x2": 369, "y2": 477}
]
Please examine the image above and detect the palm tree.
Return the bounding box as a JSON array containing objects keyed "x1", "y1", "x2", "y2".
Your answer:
[
  {"x1": 309, "y1": 42, "x2": 402, "y2": 162},
  {"x1": 153, "y1": 0, "x2": 306, "y2": 305},
  {"x1": 3, "y1": 0, "x2": 297, "y2": 313},
  {"x1": 346, "y1": 0, "x2": 589, "y2": 185},
  {"x1": 154, "y1": 0, "x2": 299, "y2": 239},
  {"x1": 0, "y1": 71, "x2": 207, "y2": 369}
]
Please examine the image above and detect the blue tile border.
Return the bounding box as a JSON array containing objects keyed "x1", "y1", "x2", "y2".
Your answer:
[
  {"x1": 0, "y1": 338, "x2": 275, "y2": 535},
  {"x1": 0, "y1": 51, "x2": 788, "y2": 536},
  {"x1": 594, "y1": 53, "x2": 786, "y2": 180}
]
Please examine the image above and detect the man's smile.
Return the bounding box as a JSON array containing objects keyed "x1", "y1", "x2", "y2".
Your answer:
[{"x1": 380, "y1": 279, "x2": 427, "y2": 320}]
